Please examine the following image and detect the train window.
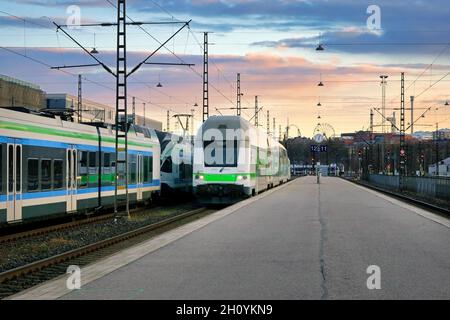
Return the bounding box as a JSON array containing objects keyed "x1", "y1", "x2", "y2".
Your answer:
[
  {"x1": 89, "y1": 152, "x2": 97, "y2": 175},
  {"x1": 129, "y1": 154, "x2": 137, "y2": 184},
  {"x1": 185, "y1": 164, "x2": 193, "y2": 180},
  {"x1": 143, "y1": 156, "x2": 149, "y2": 182},
  {"x1": 53, "y1": 160, "x2": 63, "y2": 189},
  {"x1": 27, "y1": 159, "x2": 39, "y2": 192},
  {"x1": 161, "y1": 157, "x2": 172, "y2": 173},
  {"x1": 102, "y1": 153, "x2": 111, "y2": 186},
  {"x1": 16, "y1": 146, "x2": 21, "y2": 192},
  {"x1": 0, "y1": 145, "x2": 3, "y2": 194},
  {"x1": 79, "y1": 151, "x2": 88, "y2": 188},
  {"x1": 148, "y1": 157, "x2": 153, "y2": 183},
  {"x1": 103, "y1": 152, "x2": 110, "y2": 168},
  {"x1": 204, "y1": 140, "x2": 238, "y2": 168},
  {"x1": 67, "y1": 150, "x2": 71, "y2": 188},
  {"x1": 8, "y1": 145, "x2": 13, "y2": 193},
  {"x1": 41, "y1": 159, "x2": 52, "y2": 190},
  {"x1": 179, "y1": 162, "x2": 185, "y2": 180}
]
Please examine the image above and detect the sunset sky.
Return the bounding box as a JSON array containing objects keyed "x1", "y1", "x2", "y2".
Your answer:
[{"x1": 1, "y1": 0, "x2": 450, "y2": 137}]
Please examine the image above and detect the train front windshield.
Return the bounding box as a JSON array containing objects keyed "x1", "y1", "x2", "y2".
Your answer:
[{"x1": 203, "y1": 139, "x2": 238, "y2": 168}]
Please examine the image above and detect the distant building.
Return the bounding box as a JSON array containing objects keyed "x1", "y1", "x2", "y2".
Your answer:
[
  {"x1": 134, "y1": 114, "x2": 163, "y2": 131},
  {"x1": 412, "y1": 131, "x2": 434, "y2": 140},
  {"x1": 0, "y1": 74, "x2": 46, "y2": 111},
  {"x1": 46, "y1": 93, "x2": 162, "y2": 130},
  {"x1": 1, "y1": 74, "x2": 164, "y2": 131},
  {"x1": 433, "y1": 129, "x2": 450, "y2": 141},
  {"x1": 46, "y1": 93, "x2": 115, "y2": 124},
  {"x1": 428, "y1": 157, "x2": 450, "y2": 177}
]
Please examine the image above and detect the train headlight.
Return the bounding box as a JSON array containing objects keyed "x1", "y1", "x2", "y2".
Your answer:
[
  {"x1": 196, "y1": 175, "x2": 204, "y2": 181},
  {"x1": 237, "y1": 175, "x2": 244, "y2": 181},
  {"x1": 243, "y1": 175, "x2": 248, "y2": 180}
]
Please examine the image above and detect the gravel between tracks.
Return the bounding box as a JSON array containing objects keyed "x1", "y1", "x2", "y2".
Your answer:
[{"x1": 0, "y1": 204, "x2": 200, "y2": 273}]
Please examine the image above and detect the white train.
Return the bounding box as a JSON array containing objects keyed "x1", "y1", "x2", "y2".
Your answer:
[
  {"x1": 154, "y1": 131, "x2": 193, "y2": 195},
  {"x1": 0, "y1": 108, "x2": 161, "y2": 224},
  {"x1": 193, "y1": 116, "x2": 290, "y2": 204}
]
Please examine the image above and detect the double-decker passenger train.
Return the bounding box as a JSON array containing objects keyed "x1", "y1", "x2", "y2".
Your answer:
[
  {"x1": 0, "y1": 108, "x2": 161, "y2": 224},
  {"x1": 193, "y1": 116, "x2": 290, "y2": 204}
]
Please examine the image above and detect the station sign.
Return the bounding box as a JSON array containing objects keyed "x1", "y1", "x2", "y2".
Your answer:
[{"x1": 310, "y1": 145, "x2": 328, "y2": 152}]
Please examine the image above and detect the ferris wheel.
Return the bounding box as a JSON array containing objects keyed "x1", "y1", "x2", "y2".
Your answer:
[
  {"x1": 313, "y1": 122, "x2": 336, "y2": 140},
  {"x1": 285, "y1": 124, "x2": 302, "y2": 139}
]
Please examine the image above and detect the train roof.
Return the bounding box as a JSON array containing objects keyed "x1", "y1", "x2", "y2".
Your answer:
[
  {"x1": 198, "y1": 115, "x2": 286, "y2": 150},
  {"x1": 0, "y1": 107, "x2": 160, "y2": 146},
  {"x1": 201, "y1": 116, "x2": 252, "y2": 131}
]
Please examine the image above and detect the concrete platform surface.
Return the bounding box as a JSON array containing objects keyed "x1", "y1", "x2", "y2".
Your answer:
[{"x1": 12, "y1": 177, "x2": 450, "y2": 300}]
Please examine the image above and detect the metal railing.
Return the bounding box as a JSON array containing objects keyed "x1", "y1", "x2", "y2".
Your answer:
[{"x1": 367, "y1": 174, "x2": 450, "y2": 201}]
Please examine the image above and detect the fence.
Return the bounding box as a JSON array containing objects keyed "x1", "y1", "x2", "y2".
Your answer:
[{"x1": 367, "y1": 174, "x2": 450, "y2": 201}]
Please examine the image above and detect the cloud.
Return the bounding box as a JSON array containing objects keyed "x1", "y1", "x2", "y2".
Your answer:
[
  {"x1": 13, "y1": 0, "x2": 106, "y2": 7},
  {"x1": 0, "y1": 15, "x2": 54, "y2": 29}
]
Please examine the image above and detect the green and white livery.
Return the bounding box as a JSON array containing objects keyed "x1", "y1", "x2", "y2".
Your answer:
[
  {"x1": 0, "y1": 108, "x2": 160, "y2": 224},
  {"x1": 193, "y1": 116, "x2": 290, "y2": 204}
]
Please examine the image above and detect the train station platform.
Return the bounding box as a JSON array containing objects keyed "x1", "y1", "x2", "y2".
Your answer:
[{"x1": 11, "y1": 177, "x2": 450, "y2": 300}]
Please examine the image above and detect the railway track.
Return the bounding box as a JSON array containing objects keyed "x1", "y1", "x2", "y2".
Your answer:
[
  {"x1": 0, "y1": 207, "x2": 213, "y2": 300},
  {"x1": 0, "y1": 199, "x2": 194, "y2": 244},
  {"x1": 0, "y1": 213, "x2": 115, "y2": 244},
  {"x1": 344, "y1": 178, "x2": 450, "y2": 216}
]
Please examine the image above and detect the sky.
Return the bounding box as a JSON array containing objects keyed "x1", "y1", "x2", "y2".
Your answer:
[{"x1": 0, "y1": 0, "x2": 450, "y2": 137}]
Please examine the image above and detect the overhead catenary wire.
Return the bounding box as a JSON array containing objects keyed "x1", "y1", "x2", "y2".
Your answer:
[
  {"x1": 0, "y1": 8, "x2": 202, "y2": 122},
  {"x1": 104, "y1": 0, "x2": 236, "y2": 116}
]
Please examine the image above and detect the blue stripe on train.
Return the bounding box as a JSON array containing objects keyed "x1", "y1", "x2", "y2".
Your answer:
[
  {"x1": 0, "y1": 136, "x2": 154, "y2": 156},
  {"x1": 0, "y1": 180, "x2": 161, "y2": 202}
]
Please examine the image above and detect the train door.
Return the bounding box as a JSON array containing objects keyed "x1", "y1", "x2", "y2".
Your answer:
[
  {"x1": 66, "y1": 147, "x2": 77, "y2": 212},
  {"x1": 6, "y1": 141, "x2": 22, "y2": 222},
  {"x1": 136, "y1": 154, "x2": 143, "y2": 201}
]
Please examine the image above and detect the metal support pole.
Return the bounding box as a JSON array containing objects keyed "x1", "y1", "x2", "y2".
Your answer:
[
  {"x1": 399, "y1": 72, "x2": 406, "y2": 191},
  {"x1": 380, "y1": 75, "x2": 388, "y2": 133},
  {"x1": 267, "y1": 110, "x2": 270, "y2": 134},
  {"x1": 436, "y1": 122, "x2": 440, "y2": 176},
  {"x1": 167, "y1": 110, "x2": 170, "y2": 132},
  {"x1": 236, "y1": 73, "x2": 241, "y2": 116},
  {"x1": 410, "y1": 96, "x2": 415, "y2": 135},
  {"x1": 202, "y1": 32, "x2": 209, "y2": 123},
  {"x1": 369, "y1": 109, "x2": 374, "y2": 175},
  {"x1": 191, "y1": 109, "x2": 195, "y2": 136},
  {"x1": 143, "y1": 103, "x2": 146, "y2": 126},
  {"x1": 255, "y1": 96, "x2": 258, "y2": 127},
  {"x1": 114, "y1": 0, "x2": 129, "y2": 216},
  {"x1": 132, "y1": 96, "x2": 136, "y2": 125},
  {"x1": 273, "y1": 118, "x2": 276, "y2": 139},
  {"x1": 77, "y1": 75, "x2": 82, "y2": 123}
]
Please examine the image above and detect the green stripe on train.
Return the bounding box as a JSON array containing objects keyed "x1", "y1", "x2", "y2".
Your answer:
[
  {"x1": 0, "y1": 120, "x2": 153, "y2": 148},
  {"x1": 195, "y1": 173, "x2": 257, "y2": 182}
]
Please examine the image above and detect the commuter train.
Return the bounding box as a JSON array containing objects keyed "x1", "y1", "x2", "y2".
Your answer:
[
  {"x1": 154, "y1": 130, "x2": 193, "y2": 195},
  {"x1": 193, "y1": 116, "x2": 291, "y2": 204},
  {"x1": 0, "y1": 107, "x2": 161, "y2": 224}
]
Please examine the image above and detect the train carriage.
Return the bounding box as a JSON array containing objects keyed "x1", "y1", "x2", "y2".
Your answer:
[
  {"x1": 154, "y1": 131, "x2": 193, "y2": 195},
  {"x1": 0, "y1": 108, "x2": 160, "y2": 224},
  {"x1": 193, "y1": 116, "x2": 290, "y2": 204}
]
